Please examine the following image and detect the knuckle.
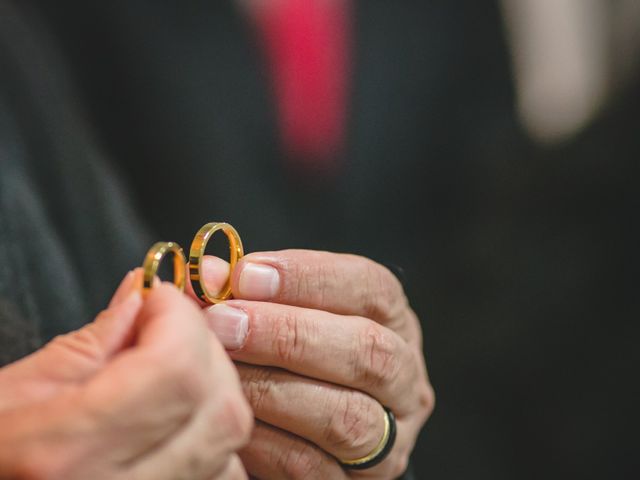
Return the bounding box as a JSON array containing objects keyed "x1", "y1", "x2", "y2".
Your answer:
[
  {"x1": 283, "y1": 252, "x2": 340, "y2": 307},
  {"x1": 288, "y1": 260, "x2": 316, "y2": 300},
  {"x1": 271, "y1": 312, "x2": 307, "y2": 364},
  {"x1": 242, "y1": 367, "x2": 274, "y2": 413},
  {"x1": 285, "y1": 256, "x2": 331, "y2": 305},
  {"x1": 46, "y1": 325, "x2": 103, "y2": 364},
  {"x1": 419, "y1": 383, "x2": 436, "y2": 421},
  {"x1": 355, "y1": 324, "x2": 401, "y2": 390},
  {"x1": 324, "y1": 390, "x2": 377, "y2": 455},
  {"x1": 313, "y1": 260, "x2": 341, "y2": 307},
  {"x1": 277, "y1": 442, "x2": 324, "y2": 480},
  {"x1": 360, "y1": 258, "x2": 406, "y2": 321}
]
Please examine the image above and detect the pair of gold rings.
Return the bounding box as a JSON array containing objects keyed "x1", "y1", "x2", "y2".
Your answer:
[{"x1": 141, "y1": 222, "x2": 243, "y2": 304}]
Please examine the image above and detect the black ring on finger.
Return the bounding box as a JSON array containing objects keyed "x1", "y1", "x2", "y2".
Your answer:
[{"x1": 339, "y1": 407, "x2": 397, "y2": 470}]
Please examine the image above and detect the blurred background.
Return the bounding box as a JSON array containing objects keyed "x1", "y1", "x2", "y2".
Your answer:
[{"x1": 35, "y1": 0, "x2": 638, "y2": 478}]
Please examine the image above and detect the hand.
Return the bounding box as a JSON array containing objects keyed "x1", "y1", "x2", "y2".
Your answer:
[
  {"x1": 199, "y1": 250, "x2": 435, "y2": 479},
  {"x1": 0, "y1": 270, "x2": 252, "y2": 480}
]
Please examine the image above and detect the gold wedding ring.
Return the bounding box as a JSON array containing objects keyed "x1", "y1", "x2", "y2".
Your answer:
[
  {"x1": 189, "y1": 222, "x2": 244, "y2": 304},
  {"x1": 141, "y1": 242, "x2": 187, "y2": 294},
  {"x1": 338, "y1": 407, "x2": 397, "y2": 470}
]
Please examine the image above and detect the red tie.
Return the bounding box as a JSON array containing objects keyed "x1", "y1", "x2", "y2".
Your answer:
[{"x1": 245, "y1": 0, "x2": 352, "y2": 176}]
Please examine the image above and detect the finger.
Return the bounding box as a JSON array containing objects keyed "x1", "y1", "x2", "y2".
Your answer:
[
  {"x1": 227, "y1": 250, "x2": 408, "y2": 329},
  {"x1": 237, "y1": 363, "x2": 387, "y2": 463},
  {"x1": 184, "y1": 255, "x2": 231, "y2": 307},
  {"x1": 59, "y1": 269, "x2": 143, "y2": 363},
  {"x1": 237, "y1": 367, "x2": 427, "y2": 480},
  {"x1": 237, "y1": 364, "x2": 420, "y2": 480},
  {"x1": 78, "y1": 284, "x2": 250, "y2": 464},
  {"x1": 205, "y1": 301, "x2": 419, "y2": 415},
  {"x1": 239, "y1": 421, "x2": 347, "y2": 480}
]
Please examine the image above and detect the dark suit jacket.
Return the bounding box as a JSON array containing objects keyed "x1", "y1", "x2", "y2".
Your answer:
[{"x1": 13, "y1": 0, "x2": 640, "y2": 478}]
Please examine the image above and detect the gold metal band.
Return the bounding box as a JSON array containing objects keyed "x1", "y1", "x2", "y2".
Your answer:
[
  {"x1": 338, "y1": 406, "x2": 391, "y2": 467},
  {"x1": 142, "y1": 242, "x2": 186, "y2": 294},
  {"x1": 189, "y1": 222, "x2": 244, "y2": 304}
]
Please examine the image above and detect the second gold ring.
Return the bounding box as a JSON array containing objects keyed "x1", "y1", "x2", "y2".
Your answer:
[
  {"x1": 189, "y1": 222, "x2": 244, "y2": 304},
  {"x1": 142, "y1": 241, "x2": 186, "y2": 294}
]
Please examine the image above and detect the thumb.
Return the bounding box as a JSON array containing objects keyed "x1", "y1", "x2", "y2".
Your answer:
[{"x1": 185, "y1": 255, "x2": 231, "y2": 306}]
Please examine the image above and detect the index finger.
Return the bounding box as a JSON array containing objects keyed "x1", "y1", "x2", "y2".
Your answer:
[{"x1": 229, "y1": 250, "x2": 408, "y2": 326}]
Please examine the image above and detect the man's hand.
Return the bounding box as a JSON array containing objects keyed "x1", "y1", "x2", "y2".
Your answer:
[
  {"x1": 200, "y1": 250, "x2": 434, "y2": 479},
  {"x1": 0, "y1": 270, "x2": 253, "y2": 480}
]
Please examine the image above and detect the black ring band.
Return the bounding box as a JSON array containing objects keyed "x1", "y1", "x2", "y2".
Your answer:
[{"x1": 341, "y1": 407, "x2": 397, "y2": 471}]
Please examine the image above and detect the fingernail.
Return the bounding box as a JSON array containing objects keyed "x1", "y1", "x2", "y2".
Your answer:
[
  {"x1": 238, "y1": 263, "x2": 280, "y2": 300},
  {"x1": 204, "y1": 304, "x2": 249, "y2": 350}
]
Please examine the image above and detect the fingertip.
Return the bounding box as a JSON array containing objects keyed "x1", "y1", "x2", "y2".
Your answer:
[
  {"x1": 201, "y1": 255, "x2": 231, "y2": 296},
  {"x1": 134, "y1": 281, "x2": 213, "y2": 359},
  {"x1": 184, "y1": 255, "x2": 231, "y2": 305}
]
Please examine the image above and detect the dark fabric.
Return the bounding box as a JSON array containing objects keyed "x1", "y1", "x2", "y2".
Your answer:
[{"x1": 0, "y1": 2, "x2": 150, "y2": 365}]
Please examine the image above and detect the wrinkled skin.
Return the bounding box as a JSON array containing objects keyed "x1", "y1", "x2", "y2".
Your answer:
[{"x1": 195, "y1": 250, "x2": 435, "y2": 479}]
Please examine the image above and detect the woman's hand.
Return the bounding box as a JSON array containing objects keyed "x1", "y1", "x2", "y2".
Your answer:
[
  {"x1": 0, "y1": 270, "x2": 252, "y2": 480},
  {"x1": 201, "y1": 250, "x2": 435, "y2": 479}
]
